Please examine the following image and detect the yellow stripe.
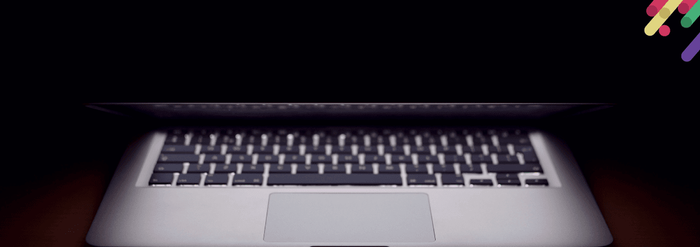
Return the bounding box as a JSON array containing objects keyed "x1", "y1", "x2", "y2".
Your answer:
[{"x1": 645, "y1": 0, "x2": 684, "y2": 36}]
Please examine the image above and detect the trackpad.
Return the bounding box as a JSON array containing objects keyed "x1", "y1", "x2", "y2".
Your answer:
[{"x1": 264, "y1": 193, "x2": 435, "y2": 242}]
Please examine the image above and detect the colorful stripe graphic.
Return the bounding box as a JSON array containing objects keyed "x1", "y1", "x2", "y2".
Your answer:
[
  {"x1": 645, "y1": 0, "x2": 684, "y2": 36},
  {"x1": 682, "y1": 2, "x2": 699, "y2": 27},
  {"x1": 679, "y1": 0, "x2": 697, "y2": 14},
  {"x1": 660, "y1": 25, "x2": 671, "y2": 36},
  {"x1": 681, "y1": 32, "x2": 699, "y2": 62},
  {"x1": 648, "y1": 0, "x2": 670, "y2": 16}
]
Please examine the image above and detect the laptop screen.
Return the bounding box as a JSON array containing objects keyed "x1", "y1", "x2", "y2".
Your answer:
[{"x1": 86, "y1": 103, "x2": 612, "y2": 121}]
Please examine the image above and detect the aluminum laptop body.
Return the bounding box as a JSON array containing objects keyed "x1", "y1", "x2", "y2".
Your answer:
[{"x1": 85, "y1": 103, "x2": 613, "y2": 247}]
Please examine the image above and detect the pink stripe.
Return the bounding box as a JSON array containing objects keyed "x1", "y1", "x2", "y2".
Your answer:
[
  {"x1": 647, "y1": 0, "x2": 670, "y2": 16},
  {"x1": 679, "y1": 0, "x2": 698, "y2": 14}
]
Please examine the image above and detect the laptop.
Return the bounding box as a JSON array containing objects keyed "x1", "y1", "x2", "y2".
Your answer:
[{"x1": 85, "y1": 103, "x2": 613, "y2": 247}]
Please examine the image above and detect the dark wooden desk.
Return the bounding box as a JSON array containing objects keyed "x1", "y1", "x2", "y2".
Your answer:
[{"x1": 2, "y1": 104, "x2": 697, "y2": 246}]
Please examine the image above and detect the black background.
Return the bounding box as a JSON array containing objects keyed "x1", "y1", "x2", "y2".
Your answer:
[{"x1": 2, "y1": 2, "x2": 698, "y2": 246}]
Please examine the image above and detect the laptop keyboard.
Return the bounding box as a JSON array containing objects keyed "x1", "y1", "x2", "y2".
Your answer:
[{"x1": 149, "y1": 128, "x2": 548, "y2": 187}]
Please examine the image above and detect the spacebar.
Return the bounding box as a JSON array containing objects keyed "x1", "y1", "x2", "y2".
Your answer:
[{"x1": 267, "y1": 174, "x2": 402, "y2": 186}]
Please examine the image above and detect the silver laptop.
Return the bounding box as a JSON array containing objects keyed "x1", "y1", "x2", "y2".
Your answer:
[{"x1": 85, "y1": 103, "x2": 613, "y2": 247}]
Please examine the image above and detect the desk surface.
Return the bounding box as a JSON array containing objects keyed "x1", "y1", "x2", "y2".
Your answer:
[{"x1": 2, "y1": 103, "x2": 698, "y2": 247}]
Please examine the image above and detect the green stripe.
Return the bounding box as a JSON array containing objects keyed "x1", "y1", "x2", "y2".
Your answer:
[{"x1": 682, "y1": 2, "x2": 699, "y2": 28}]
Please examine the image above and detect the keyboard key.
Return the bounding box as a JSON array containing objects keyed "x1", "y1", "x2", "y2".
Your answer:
[
  {"x1": 470, "y1": 154, "x2": 493, "y2": 164},
  {"x1": 525, "y1": 179, "x2": 549, "y2": 186},
  {"x1": 368, "y1": 135, "x2": 387, "y2": 145},
  {"x1": 410, "y1": 146, "x2": 431, "y2": 154},
  {"x1": 214, "y1": 164, "x2": 237, "y2": 173},
  {"x1": 267, "y1": 174, "x2": 402, "y2": 186},
  {"x1": 240, "y1": 135, "x2": 261, "y2": 145},
  {"x1": 252, "y1": 146, "x2": 274, "y2": 154},
  {"x1": 429, "y1": 129, "x2": 444, "y2": 136},
  {"x1": 522, "y1": 152, "x2": 539, "y2": 164},
  {"x1": 416, "y1": 155, "x2": 439, "y2": 164},
  {"x1": 441, "y1": 174, "x2": 465, "y2": 185},
  {"x1": 351, "y1": 164, "x2": 373, "y2": 173},
  {"x1": 269, "y1": 164, "x2": 292, "y2": 173},
  {"x1": 218, "y1": 129, "x2": 239, "y2": 137},
  {"x1": 294, "y1": 134, "x2": 312, "y2": 145},
  {"x1": 161, "y1": 145, "x2": 195, "y2": 153},
  {"x1": 241, "y1": 164, "x2": 264, "y2": 173},
  {"x1": 149, "y1": 173, "x2": 173, "y2": 185},
  {"x1": 499, "y1": 135, "x2": 530, "y2": 145},
  {"x1": 488, "y1": 145, "x2": 509, "y2": 154},
  {"x1": 279, "y1": 145, "x2": 300, "y2": 154},
  {"x1": 486, "y1": 164, "x2": 543, "y2": 173},
  {"x1": 267, "y1": 135, "x2": 285, "y2": 145},
  {"x1": 363, "y1": 155, "x2": 386, "y2": 164},
  {"x1": 378, "y1": 164, "x2": 400, "y2": 173},
  {"x1": 436, "y1": 146, "x2": 457, "y2": 154},
  {"x1": 177, "y1": 174, "x2": 201, "y2": 185},
  {"x1": 275, "y1": 129, "x2": 290, "y2": 136},
  {"x1": 230, "y1": 154, "x2": 253, "y2": 163},
  {"x1": 191, "y1": 129, "x2": 212, "y2": 136},
  {"x1": 200, "y1": 145, "x2": 221, "y2": 154},
  {"x1": 345, "y1": 135, "x2": 363, "y2": 145},
  {"x1": 216, "y1": 135, "x2": 236, "y2": 145},
  {"x1": 497, "y1": 179, "x2": 521, "y2": 186},
  {"x1": 513, "y1": 145, "x2": 535, "y2": 154},
  {"x1": 203, "y1": 154, "x2": 225, "y2": 163},
  {"x1": 514, "y1": 144, "x2": 538, "y2": 163},
  {"x1": 164, "y1": 134, "x2": 186, "y2": 145},
  {"x1": 167, "y1": 129, "x2": 187, "y2": 135},
  {"x1": 391, "y1": 155, "x2": 412, "y2": 164},
  {"x1": 227, "y1": 145, "x2": 247, "y2": 154},
  {"x1": 284, "y1": 154, "x2": 306, "y2": 164},
  {"x1": 384, "y1": 146, "x2": 405, "y2": 155},
  {"x1": 310, "y1": 155, "x2": 332, "y2": 164},
  {"x1": 433, "y1": 164, "x2": 455, "y2": 173},
  {"x1": 191, "y1": 135, "x2": 211, "y2": 145},
  {"x1": 296, "y1": 164, "x2": 319, "y2": 173},
  {"x1": 158, "y1": 154, "x2": 199, "y2": 163},
  {"x1": 405, "y1": 164, "x2": 428, "y2": 173},
  {"x1": 357, "y1": 146, "x2": 377, "y2": 154},
  {"x1": 443, "y1": 155, "x2": 466, "y2": 164},
  {"x1": 188, "y1": 163, "x2": 210, "y2": 173},
  {"x1": 232, "y1": 174, "x2": 263, "y2": 185},
  {"x1": 498, "y1": 129, "x2": 526, "y2": 137},
  {"x1": 496, "y1": 173, "x2": 519, "y2": 179},
  {"x1": 330, "y1": 128, "x2": 346, "y2": 137},
  {"x1": 470, "y1": 179, "x2": 493, "y2": 186},
  {"x1": 460, "y1": 164, "x2": 482, "y2": 174},
  {"x1": 217, "y1": 131, "x2": 235, "y2": 139},
  {"x1": 462, "y1": 146, "x2": 483, "y2": 154},
  {"x1": 446, "y1": 136, "x2": 466, "y2": 145},
  {"x1": 485, "y1": 129, "x2": 498, "y2": 136},
  {"x1": 153, "y1": 163, "x2": 183, "y2": 173},
  {"x1": 407, "y1": 174, "x2": 437, "y2": 185},
  {"x1": 472, "y1": 135, "x2": 492, "y2": 145},
  {"x1": 497, "y1": 155, "x2": 519, "y2": 164},
  {"x1": 331, "y1": 146, "x2": 353, "y2": 154},
  {"x1": 337, "y1": 155, "x2": 359, "y2": 163},
  {"x1": 258, "y1": 154, "x2": 279, "y2": 164},
  {"x1": 204, "y1": 174, "x2": 229, "y2": 185},
  {"x1": 320, "y1": 135, "x2": 338, "y2": 145},
  {"x1": 396, "y1": 135, "x2": 416, "y2": 145},
  {"x1": 324, "y1": 164, "x2": 347, "y2": 173},
  {"x1": 422, "y1": 136, "x2": 440, "y2": 145},
  {"x1": 305, "y1": 145, "x2": 326, "y2": 154}
]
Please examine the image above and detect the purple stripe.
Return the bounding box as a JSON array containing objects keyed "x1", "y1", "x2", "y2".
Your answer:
[{"x1": 682, "y1": 31, "x2": 700, "y2": 62}]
